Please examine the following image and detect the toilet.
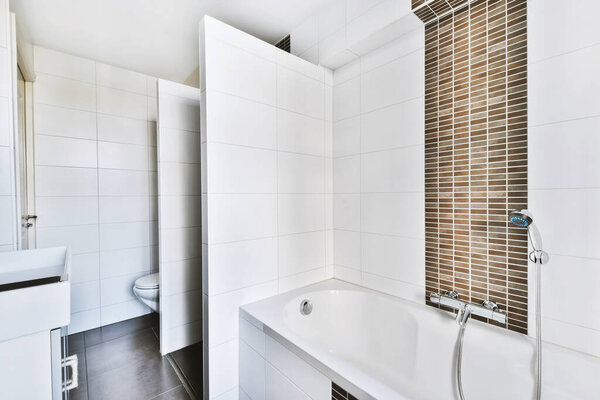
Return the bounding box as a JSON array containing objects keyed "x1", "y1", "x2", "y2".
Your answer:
[{"x1": 133, "y1": 272, "x2": 159, "y2": 312}]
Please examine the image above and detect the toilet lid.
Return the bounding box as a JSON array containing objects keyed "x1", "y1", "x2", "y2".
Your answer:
[{"x1": 135, "y1": 272, "x2": 159, "y2": 289}]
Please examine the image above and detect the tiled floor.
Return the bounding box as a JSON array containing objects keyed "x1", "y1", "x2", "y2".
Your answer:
[{"x1": 68, "y1": 314, "x2": 201, "y2": 400}]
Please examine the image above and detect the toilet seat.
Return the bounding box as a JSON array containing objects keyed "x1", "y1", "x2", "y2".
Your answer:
[{"x1": 134, "y1": 272, "x2": 159, "y2": 289}]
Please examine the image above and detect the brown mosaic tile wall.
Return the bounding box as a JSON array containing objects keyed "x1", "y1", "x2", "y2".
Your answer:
[{"x1": 414, "y1": 0, "x2": 529, "y2": 334}]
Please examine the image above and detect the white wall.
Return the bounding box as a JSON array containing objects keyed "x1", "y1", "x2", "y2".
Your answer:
[
  {"x1": 32, "y1": 46, "x2": 159, "y2": 333},
  {"x1": 331, "y1": 25, "x2": 425, "y2": 303},
  {"x1": 200, "y1": 16, "x2": 333, "y2": 400},
  {"x1": 156, "y1": 79, "x2": 202, "y2": 355},
  {"x1": 528, "y1": 0, "x2": 600, "y2": 358},
  {"x1": 0, "y1": 1, "x2": 17, "y2": 252}
]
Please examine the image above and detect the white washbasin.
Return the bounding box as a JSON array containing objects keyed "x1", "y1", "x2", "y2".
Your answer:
[{"x1": 0, "y1": 247, "x2": 71, "y2": 343}]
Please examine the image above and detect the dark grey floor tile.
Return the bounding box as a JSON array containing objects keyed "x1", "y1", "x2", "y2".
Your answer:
[
  {"x1": 84, "y1": 313, "x2": 158, "y2": 347},
  {"x1": 85, "y1": 328, "x2": 159, "y2": 377},
  {"x1": 87, "y1": 351, "x2": 180, "y2": 400},
  {"x1": 69, "y1": 380, "x2": 89, "y2": 400},
  {"x1": 149, "y1": 385, "x2": 191, "y2": 400},
  {"x1": 170, "y1": 342, "x2": 203, "y2": 397},
  {"x1": 68, "y1": 332, "x2": 85, "y2": 355}
]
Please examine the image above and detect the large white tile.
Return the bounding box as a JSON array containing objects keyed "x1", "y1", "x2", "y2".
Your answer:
[
  {"x1": 360, "y1": 97, "x2": 424, "y2": 152},
  {"x1": 98, "y1": 169, "x2": 150, "y2": 196},
  {"x1": 97, "y1": 86, "x2": 147, "y2": 120},
  {"x1": 319, "y1": 29, "x2": 355, "y2": 69},
  {"x1": 333, "y1": 194, "x2": 360, "y2": 231},
  {"x1": 97, "y1": 114, "x2": 149, "y2": 145},
  {"x1": 333, "y1": 77, "x2": 360, "y2": 122},
  {"x1": 277, "y1": 109, "x2": 325, "y2": 156},
  {"x1": 333, "y1": 116, "x2": 360, "y2": 157},
  {"x1": 70, "y1": 253, "x2": 100, "y2": 284},
  {"x1": 0, "y1": 196, "x2": 13, "y2": 245},
  {"x1": 0, "y1": 48, "x2": 8, "y2": 97},
  {"x1": 265, "y1": 364, "x2": 310, "y2": 400},
  {"x1": 36, "y1": 196, "x2": 98, "y2": 227},
  {"x1": 278, "y1": 194, "x2": 325, "y2": 235},
  {"x1": 206, "y1": 91, "x2": 276, "y2": 149},
  {"x1": 209, "y1": 340, "x2": 239, "y2": 398},
  {"x1": 361, "y1": 50, "x2": 423, "y2": 113},
  {"x1": 208, "y1": 144, "x2": 277, "y2": 193},
  {"x1": 205, "y1": 16, "x2": 277, "y2": 62},
  {"x1": 36, "y1": 224, "x2": 99, "y2": 254},
  {"x1": 209, "y1": 281, "x2": 277, "y2": 346},
  {"x1": 208, "y1": 194, "x2": 277, "y2": 243},
  {"x1": 159, "y1": 92, "x2": 201, "y2": 132},
  {"x1": 346, "y1": 0, "x2": 411, "y2": 45},
  {"x1": 361, "y1": 193, "x2": 424, "y2": 238},
  {"x1": 278, "y1": 153, "x2": 324, "y2": 193},
  {"x1": 101, "y1": 300, "x2": 151, "y2": 326},
  {"x1": 158, "y1": 128, "x2": 201, "y2": 164},
  {"x1": 266, "y1": 336, "x2": 330, "y2": 400},
  {"x1": 205, "y1": 37, "x2": 276, "y2": 105},
  {"x1": 333, "y1": 264, "x2": 361, "y2": 285},
  {"x1": 33, "y1": 104, "x2": 96, "y2": 140},
  {"x1": 71, "y1": 281, "x2": 100, "y2": 313},
  {"x1": 361, "y1": 146, "x2": 424, "y2": 193},
  {"x1": 98, "y1": 141, "x2": 148, "y2": 170},
  {"x1": 0, "y1": 146, "x2": 11, "y2": 195},
  {"x1": 333, "y1": 155, "x2": 360, "y2": 193},
  {"x1": 99, "y1": 196, "x2": 152, "y2": 223},
  {"x1": 239, "y1": 340, "x2": 266, "y2": 400},
  {"x1": 34, "y1": 135, "x2": 97, "y2": 168},
  {"x1": 33, "y1": 46, "x2": 95, "y2": 83},
  {"x1": 98, "y1": 221, "x2": 151, "y2": 251},
  {"x1": 100, "y1": 272, "x2": 147, "y2": 306},
  {"x1": 35, "y1": 166, "x2": 98, "y2": 197},
  {"x1": 69, "y1": 309, "x2": 101, "y2": 334},
  {"x1": 277, "y1": 66, "x2": 325, "y2": 119},
  {"x1": 530, "y1": 189, "x2": 600, "y2": 259},
  {"x1": 317, "y1": 0, "x2": 346, "y2": 41},
  {"x1": 159, "y1": 227, "x2": 202, "y2": 262},
  {"x1": 530, "y1": 45, "x2": 600, "y2": 126},
  {"x1": 530, "y1": 117, "x2": 600, "y2": 189},
  {"x1": 333, "y1": 58, "x2": 361, "y2": 86},
  {"x1": 209, "y1": 237, "x2": 277, "y2": 295},
  {"x1": 159, "y1": 195, "x2": 202, "y2": 229},
  {"x1": 278, "y1": 231, "x2": 326, "y2": 277},
  {"x1": 34, "y1": 74, "x2": 96, "y2": 111},
  {"x1": 161, "y1": 258, "x2": 202, "y2": 296},
  {"x1": 334, "y1": 229, "x2": 360, "y2": 269},
  {"x1": 529, "y1": 0, "x2": 600, "y2": 63},
  {"x1": 96, "y1": 63, "x2": 147, "y2": 94},
  {"x1": 346, "y1": 0, "x2": 384, "y2": 23},
  {"x1": 276, "y1": 50, "x2": 323, "y2": 82},
  {"x1": 361, "y1": 233, "x2": 424, "y2": 285},
  {"x1": 162, "y1": 289, "x2": 203, "y2": 328},
  {"x1": 542, "y1": 317, "x2": 600, "y2": 359},
  {"x1": 239, "y1": 317, "x2": 265, "y2": 357},
  {"x1": 360, "y1": 27, "x2": 423, "y2": 73},
  {"x1": 100, "y1": 246, "x2": 153, "y2": 278},
  {"x1": 159, "y1": 163, "x2": 202, "y2": 195},
  {"x1": 0, "y1": 98, "x2": 9, "y2": 146},
  {"x1": 278, "y1": 267, "x2": 327, "y2": 293},
  {"x1": 361, "y1": 273, "x2": 423, "y2": 303}
]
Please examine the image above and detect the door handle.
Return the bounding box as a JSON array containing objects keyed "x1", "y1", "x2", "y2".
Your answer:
[
  {"x1": 24, "y1": 214, "x2": 37, "y2": 220},
  {"x1": 62, "y1": 355, "x2": 79, "y2": 392}
]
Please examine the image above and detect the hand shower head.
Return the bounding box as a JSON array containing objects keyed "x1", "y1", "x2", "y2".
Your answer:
[{"x1": 509, "y1": 209, "x2": 533, "y2": 227}]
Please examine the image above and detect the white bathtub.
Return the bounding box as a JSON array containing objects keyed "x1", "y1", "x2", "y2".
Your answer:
[{"x1": 240, "y1": 279, "x2": 600, "y2": 400}]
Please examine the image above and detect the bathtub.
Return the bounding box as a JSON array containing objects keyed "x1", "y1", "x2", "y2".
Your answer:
[{"x1": 239, "y1": 279, "x2": 599, "y2": 400}]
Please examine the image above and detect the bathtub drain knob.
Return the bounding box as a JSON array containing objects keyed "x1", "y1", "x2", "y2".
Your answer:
[{"x1": 300, "y1": 299, "x2": 313, "y2": 315}]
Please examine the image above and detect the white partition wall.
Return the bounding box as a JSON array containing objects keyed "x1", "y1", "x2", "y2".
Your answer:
[
  {"x1": 156, "y1": 79, "x2": 202, "y2": 355},
  {"x1": 200, "y1": 16, "x2": 333, "y2": 399}
]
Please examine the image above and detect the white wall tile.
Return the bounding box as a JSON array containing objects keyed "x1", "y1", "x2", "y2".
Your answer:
[
  {"x1": 159, "y1": 227, "x2": 202, "y2": 263},
  {"x1": 346, "y1": 0, "x2": 384, "y2": 23},
  {"x1": 36, "y1": 196, "x2": 98, "y2": 227},
  {"x1": 34, "y1": 74, "x2": 96, "y2": 111},
  {"x1": 159, "y1": 195, "x2": 202, "y2": 229},
  {"x1": 208, "y1": 144, "x2": 277, "y2": 193},
  {"x1": 96, "y1": 63, "x2": 148, "y2": 94},
  {"x1": 334, "y1": 229, "x2": 360, "y2": 269},
  {"x1": 34, "y1": 104, "x2": 96, "y2": 139},
  {"x1": 361, "y1": 49, "x2": 423, "y2": 113},
  {"x1": 361, "y1": 272, "x2": 423, "y2": 303},
  {"x1": 239, "y1": 317, "x2": 266, "y2": 357},
  {"x1": 69, "y1": 309, "x2": 101, "y2": 334},
  {"x1": 159, "y1": 92, "x2": 200, "y2": 132},
  {"x1": 278, "y1": 267, "x2": 327, "y2": 293},
  {"x1": 99, "y1": 196, "x2": 152, "y2": 223},
  {"x1": 161, "y1": 258, "x2": 202, "y2": 296},
  {"x1": 159, "y1": 163, "x2": 202, "y2": 195},
  {"x1": 278, "y1": 194, "x2": 325, "y2": 235},
  {"x1": 98, "y1": 141, "x2": 148, "y2": 170},
  {"x1": 333, "y1": 194, "x2": 360, "y2": 231},
  {"x1": 101, "y1": 300, "x2": 151, "y2": 326},
  {"x1": 97, "y1": 86, "x2": 147, "y2": 119},
  {"x1": 317, "y1": 0, "x2": 346, "y2": 42},
  {"x1": 209, "y1": 238, "x2": 277, "y2": 295},
  {"x1": 333, "y1": 116, "x2": 360, "y2": 157},
  {"x1": 333, "y1": 156, "x2": 360, "y2": 193},
  {"x1": 277, "y1": 67, "x2": 324, "y2": 119},
  {"x1": 0, "y1": 146, "x2": 11, "y2": 195},
  {"x1": 100, "y1": 272, "x2": 146, "y2": 306},
  {"x1": 70, "y1": 253, "x2": 100, "y2": 284},
  {"x1": 346, "y1": 0, "x2": 411, "y2": 45},
  {"x1": 290, "y1": 16, "x2": 318, "y2": 56},
  {"x1": 277, "y1": 109, "x2": 325, "y2": 156},
  {"x1": 98, "y1": 169, "x2": 150, "y2": 196},
  {"x1": 265, "y1": 364, "x2": 310, "y2": 400},
  {"x1": 205, "y1": 38, "x2": 276, "y2": 105},
  {"x1": 205, "y1": 16, "x2": 277, "y2": 62},
  {"x1": 333, "y1": 77, "x2": 360, "y2": 122},
  {"x1": 278, "y1": 153, "x2": 324, "y2": 193},
  {"x1": 71, "y1": 281, "x2": 100, "y2": 312},
  {"x1": 100, "y1": 246, "x2": 153, "y2": 278},
  {"x1": 206, "y1": 91, "x2": 276, "y2": 149},
  {"x1": 276, "y1": 50, "x2": 323, "y2": 82},
  {"x1": 158, "y1": 128, "x2": 200, "y2": 163},
  {"x1": 35, "y1": 166, "x2": 98, "y2": 197},
  {"x1": 0, "y1": 196, "x2": 13, "y2": 245},
  {"x1": 209, "y1": 340, "x2": 239, "y2": 398},
  {"x1": 99, "y1": 221, "x2": 151, "y2": 251},
  {"x1": 208, "y1": 194, "x2": 277, "y2": 243},
  {"x1": 361, "y1": 146, "x2": 424, "y2": 193},
  {"x1": 239, "y1": 341, "x2": 266, "y2": 400},
  {"x1": 360, "y1": 28, "x2": 423, "y2": 73},
  {"x1": 361, "y1": 193, "x2": 424, "y2": 238},
  {"x1": 0, "y1": 98, "x2": 8, "y2": 146},
  {"x1": 34, "y1": 47, "x2": 95, "y2": 83},
  {"x1": 162, "y1": 290, "x2": 203, "y2": 330},
  {"x1": 279, "y1": 231, "x2": 326, "y2": 277},
  {"x1": 97, "y1": 114, "x2": 149, "y2": 145},
  {"x1": 35, "y1": 135, "x2": 97, "y2": 168},
  {"x1": 36, "y1": 224, "x2": 99, "y2": 254}
]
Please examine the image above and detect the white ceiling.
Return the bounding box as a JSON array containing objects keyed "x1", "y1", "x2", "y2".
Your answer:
[{"x1": 11, "y1": 0, "x2": 335, "y2": 83}]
